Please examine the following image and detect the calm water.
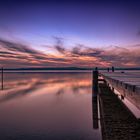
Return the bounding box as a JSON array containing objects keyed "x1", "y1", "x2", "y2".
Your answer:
[{"x1": 0, "y1": 72, "x2": 101, "y2": 140}]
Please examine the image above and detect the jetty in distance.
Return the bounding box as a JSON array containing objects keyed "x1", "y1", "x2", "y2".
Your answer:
[{"x1": 92, "y1": 67, "x2": 140, "y2": 140}]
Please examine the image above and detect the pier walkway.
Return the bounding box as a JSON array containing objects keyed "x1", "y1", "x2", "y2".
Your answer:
[
  {"x1": 97, "y1": 71, "x2": 140, "y2": 140},
  {"x1": 99, "y1": 83, "x2": 140, "y2": 140},
  {"x1": 100, "y1": 71, "x2": 140, "y2": 118}
]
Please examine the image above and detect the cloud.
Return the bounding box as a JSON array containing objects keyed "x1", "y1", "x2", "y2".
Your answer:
[
  {"x1": 55, "y1": 45, "x2": 66, "y2": 54},
  {"x1": 0, "y1": 38, "x2": 140, "y2": 68},
  {"x1": 52, "y1": 36, "x2": 67, "y2": 54},
  {"x1": 0, "y1": 39, "x2": 70, "y2": 68},
  {"x1": 71, "y1": 45, "x2": 104, "y2": 57}
]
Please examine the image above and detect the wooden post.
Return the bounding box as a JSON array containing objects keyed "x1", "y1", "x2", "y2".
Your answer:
[
  {"x1": 92, "y1": 95, "x2": 99, "y2": 129},
  {"x1": 107, "y1": 67, "x2": 109, "y2": 72},
  {"x1": 112, "y1": 87, "x2": 114, "y2": 92},
  {"x1": 1, "y1": 67, "x2": 3, "y2": 90},
  {"x1": 92, "y1": 68, "x2": 99, "y2": 129},
  {"x1": 93, "y1": 70, "x2": 98, "y2": 95},
  {"x1": 112, "y1": 66, "x2": 115, "y2": 72}
]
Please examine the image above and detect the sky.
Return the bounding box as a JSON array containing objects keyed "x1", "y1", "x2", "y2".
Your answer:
[{"x1": 0, "y1": 0, "x2": 140, "y2": 68}]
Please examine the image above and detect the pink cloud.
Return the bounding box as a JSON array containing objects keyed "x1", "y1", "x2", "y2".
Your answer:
[{"x1": 0, "y1": 39, "x2": 140, "y2": 68}]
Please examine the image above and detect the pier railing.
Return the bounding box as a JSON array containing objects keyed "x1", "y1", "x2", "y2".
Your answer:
[{"x1": 99, "y1": 71, "x2": 140, "y2": 118}]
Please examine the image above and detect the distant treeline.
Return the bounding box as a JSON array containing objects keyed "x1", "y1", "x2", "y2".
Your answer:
[{"x1": 3, "y1": 67, "x2": 140, "y2": 71}]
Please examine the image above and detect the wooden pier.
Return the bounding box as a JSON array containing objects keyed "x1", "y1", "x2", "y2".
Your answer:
[
  {"x1": 92, "y1": 70, "x2": 140, "y2": 140},
  {"x1": 99, "y1": 82, "x2": 140, "y2": 140},
  {"x1": 100, "y1": 71, "x2": 140, "y2": 118}
]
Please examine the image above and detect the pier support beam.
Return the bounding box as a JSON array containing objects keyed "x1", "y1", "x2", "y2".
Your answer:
[
  {"x1": 92, "y1": 95, "x2": 99, "y2": 129},
  {"x1": 1, "y1": 67, "x2": 3, "y2": 90},
  {"x1": 112, "y1": 66, "x2": 115, "y2": 72},
  {"x1": 92, "y1": 68, "x2": 99, "y2": 129},
  {"x1": 93, "y1": 70, "x2": 98, "y2": 95}
]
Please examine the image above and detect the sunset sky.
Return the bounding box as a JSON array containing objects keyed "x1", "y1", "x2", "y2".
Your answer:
[{"x1": 0, "y1": 0, "x2": 140, "y2": 68}]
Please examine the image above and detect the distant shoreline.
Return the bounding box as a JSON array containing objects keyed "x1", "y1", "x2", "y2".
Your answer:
[
  {"x1": 2, "y1": 67, "x2": 140, "y2": 71},
  {"x1": 2, "y1": 70, "x2": 92, "y2": 73}
]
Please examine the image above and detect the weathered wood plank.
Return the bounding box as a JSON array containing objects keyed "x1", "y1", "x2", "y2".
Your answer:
[
  {"x1": 99, "y1": 83, "x2": 139, "y2": 140},
  {"x1": 100, "y1": 71, "x2": 140, "y2": 118}
]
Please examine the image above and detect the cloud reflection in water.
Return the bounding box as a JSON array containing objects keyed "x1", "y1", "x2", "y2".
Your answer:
[{"x1": 0, "y1": 72, "x2": 92, "y2": 103}]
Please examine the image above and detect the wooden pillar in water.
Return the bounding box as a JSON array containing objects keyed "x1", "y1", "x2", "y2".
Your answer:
[
  {"x1": 93, "y1": 69, "x2": 98, "y2": 95},
  {"x1": 112, "y1": 66, "x2": 115, "y2": 72},
  {"x1": 1, "y1": 67, "x2": 3, "y2": 90},
  {"x1": 92, "y1": 68, "x2": 99, "y2": 129},
  {"x1": 92, "y1": 94, "x2": 99, "y2": 129},
  {"x1": 107, "y1": 67, "x2": 109, "y2": 72}
]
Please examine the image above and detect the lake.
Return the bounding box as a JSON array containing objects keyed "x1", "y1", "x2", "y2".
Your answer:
[{"x1": 0, "y1": 72, "x2": 102, "y2": 140}]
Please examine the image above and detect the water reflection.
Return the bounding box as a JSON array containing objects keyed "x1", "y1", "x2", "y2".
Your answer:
[
  {"x1": 0, "y1": 72, "x2": 91, "y2": 103},
  {"x1": 0, "y1": 72, "x2": 101, "y2": 140}
]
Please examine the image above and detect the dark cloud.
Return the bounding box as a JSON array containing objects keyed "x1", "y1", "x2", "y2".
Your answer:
[
  {"x1": 0, "y1": 39, "x2": 72, "y2": 68},
  {"x1": 0, "y1": 38, "x2": 140, "y2": 68},
  {"x1": 0, "y1": 51, "x2": 14, "y2": 55},
  {"x1": 52, "y1": 36, "x2": 67, "y2": 54},
  {"x1": 71, "y1": 45, "x2": 103, "y2": 57},
  {"x1": 55, "y1": 46, "x2": 66, "y2": 54},
  {"x1": 0, "y1": 39, "x2": 40, "y2": 55}
]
